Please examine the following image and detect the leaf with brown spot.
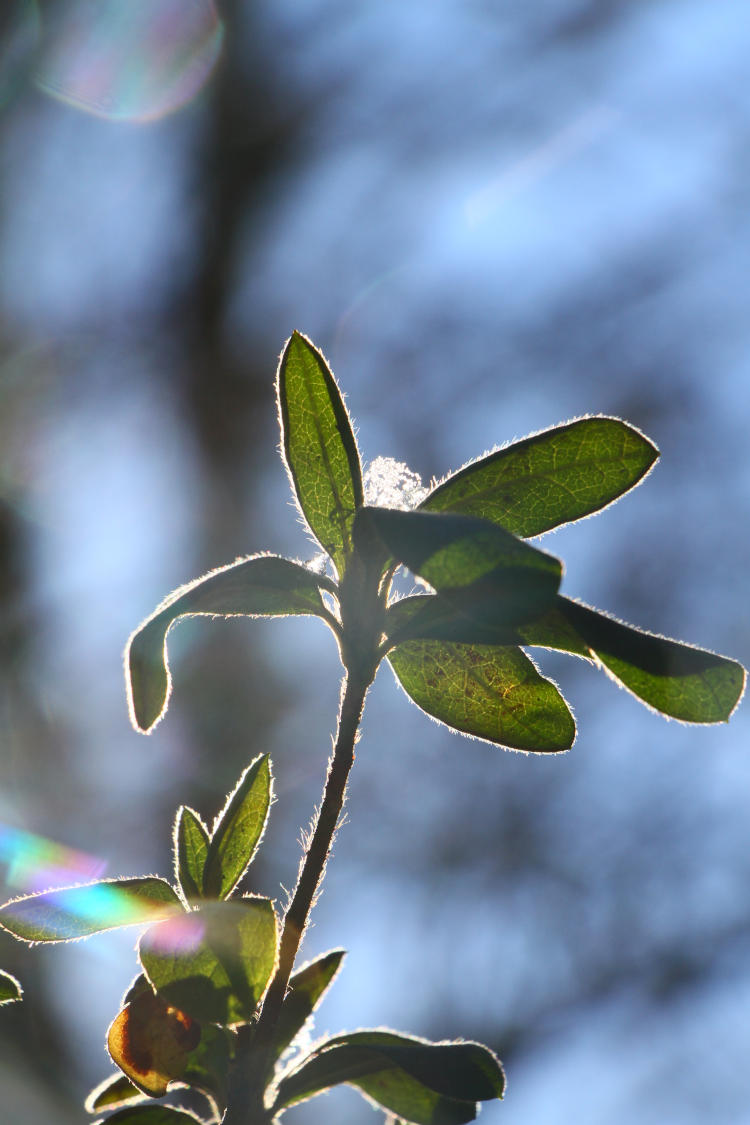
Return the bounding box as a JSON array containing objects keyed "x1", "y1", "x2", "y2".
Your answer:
[{"x1": 107, "y1": 989, "x2": 201, "y2": 1098}]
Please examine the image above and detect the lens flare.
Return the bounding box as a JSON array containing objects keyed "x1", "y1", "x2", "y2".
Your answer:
[
  {"x1": 140, "y1": 911, "x2": 206, "y2": 954},
  {"x1": 0, "y1": 823, "x2": 106, "y2": 893},
  {"x1": 0, "y1": 1, "x2": 40, "y2": 110},
  {"x1": 0, "y1": 875, "x2": 181, "y2": 941},
  {"x1": 41, "y1": 881, "x2": 164, "y2": 932},
  {"x1": 35, "y1": 0, "x2": 223, "y2": 123}
]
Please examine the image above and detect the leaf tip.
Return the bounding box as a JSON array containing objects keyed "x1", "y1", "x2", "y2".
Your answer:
[
  {"x1": 0, "y1": 970, "x2": 23, "y2": 1005},
  {"x1": 124, "y1": 616, "x2": 172, "y2": 735},
  {"x1": 722, "y1": 657, "x2": 747, "y2": 722}
]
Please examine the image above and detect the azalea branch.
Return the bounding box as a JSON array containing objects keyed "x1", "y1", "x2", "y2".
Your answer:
[
  {"x1": 224, "y1": 666, "x2": 372, "y2": 1125},
  {"x1": 8, "y1": 330, "x2": 738, "y2": 1125}
]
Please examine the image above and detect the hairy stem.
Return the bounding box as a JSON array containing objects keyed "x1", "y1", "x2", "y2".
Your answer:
[{"x1": 223, "y1": 666, "x2": 372, "y2": 1124}]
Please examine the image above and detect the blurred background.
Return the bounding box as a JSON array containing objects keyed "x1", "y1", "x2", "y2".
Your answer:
[{"x1": 0, "y1": 1, "x2": 749, "y2": 1122}]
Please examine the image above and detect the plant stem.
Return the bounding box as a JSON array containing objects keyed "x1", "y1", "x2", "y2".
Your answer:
[{"x1": 223, "y1": 665, "x2": 372, "y2": 1124}]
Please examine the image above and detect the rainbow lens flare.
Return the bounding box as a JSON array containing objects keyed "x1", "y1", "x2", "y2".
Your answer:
[
  {"x1": 35, "y1": 0, "x2": 224, "y2": 123},
  {"x1": 26, "y1": 879, "x2": 177, "y2": 938},
  {"x1": 0, "y1": 823, "x2": 106, "y2": 893},
  {"x1": 140, "y1": 911, "x2": 206, "y2": 954}
]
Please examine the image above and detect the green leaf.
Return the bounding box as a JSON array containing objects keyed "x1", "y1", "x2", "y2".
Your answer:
[
  {"x1": 0, "y1": 969, "x2": 22, "y2": 1004},
  {"x1": 386, "y1": 594, "x2": 589, "y2": 655},
  {"x1": 517, "y1": 603, "x2": 593, "y2": 656},
  {"x1": 277, "y1": 330, "x2": 364, "y2": 576},
  {"x1": 354, "y1": 508, "x2": 561, "y2": 627},
  {"x1": 386, "y1": 594, "x2": 520, "y2": 648},
  {"x1": 174, "y1": 807, "x2": 210, "y2": 904},
  {"x1": 92, "y1": 1108, "x2": 207, "y2": 1124},
  {"x1": 387, "y1": 591, "x2": 745, "y2": 725},
  {"x1": 0, "y1": 877, "x2": 182, "y2": 943},
  {"x1": 126, "y1": 554, "x2": 329, "y2": 733},
  {"x1": 85, "y1": 1073, "x2": 145, "y2": 1113},
  {"x1": 551, "y1": 598, "x2": 746, "y2": 723},
  {"x1": 420, "y1": 416, "x2": 659, "y2": 536},
  {"x1": 389, "y1": 641, "x2": 575, "y2": 753},
  {"x1": 139, "y1": 898, "x2": 278, "y2": 1026},
  {"x1": 274, "y1": 1031, "x2": 505, "y2": 1125},
  {"x1": 270, "y1": 949, "x2": 346, "y2": 1062},
  {"x1": 202, "y1": 755, "x2": 272, "y2": 900},
  {"x1": 180, "y1": 1023, "x2": 233, "y2": 1115}
]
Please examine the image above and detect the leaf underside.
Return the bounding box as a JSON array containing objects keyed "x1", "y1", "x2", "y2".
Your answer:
[
  {"x1": 278, "y1": 330, "x2": 363, "y2": 576},
  {"x1": 554, "y1": 597, "x2": 746, "y2": 723},
  {"x1": 420, "y1": 416, "x2": 659, "y2": 536},
  {"x1": 270, "y1": 949, "x2": 346, "y2": 1062},
  {"x1": 275, "y1": 1031, "x2": 505, "y2": 1125},
  {"x1": 126, "y1": 553, "x2": 327, "y2": 733},
  {"x1": 389, "y1": 640, "x2": 575, "y2": 752}
]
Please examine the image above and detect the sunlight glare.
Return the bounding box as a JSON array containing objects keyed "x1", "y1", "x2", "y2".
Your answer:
[
  {"x1": 364, "y1": 457, "x2": 428, "y2": 510},
  {"x1": 140, "y1": 912, "x2": 206, "y2": 954},
  {"x1": 35, "y1": 0, "x2": 223, "y2": 123},
  {"x1": 0, "y1": 823, "x2": 106, "y2": 893}
]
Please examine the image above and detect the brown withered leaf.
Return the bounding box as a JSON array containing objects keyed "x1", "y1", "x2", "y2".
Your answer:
[{"x1": 107, "y1": 988, "x2": 201, "y2": 1097}]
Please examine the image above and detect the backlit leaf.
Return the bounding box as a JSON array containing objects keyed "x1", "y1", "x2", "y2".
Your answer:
[
  {"x1": 270, "y1": 949, "x2": 346, "y2": 1062},
  {"x1": 139, "y1": 898, "x2": 278, "y2": 1026},
  {"x1": 420, "y1": 416, "x2": 658, "y2": 536},
  {"x1": 126, "y1": 554, "x2": 329, "y2": 733},
  {"x1": 0, "y1": 969, "x2": 22, "y2": 1004},
  {"x1": 274, "y1": 1031, "x2": 505, "y2": 1125},
  {"x1": 0, "y1": 877, "x2": 181, "y2": 943},
  {"x1": 180, "y1": 1023, "x2": 233, "y2": 1115},
  {"x1": 107, "y1": 989, "x2": 201, "y2": 1098},
  {"x1": 278, "y1": 330, "x2": 363, "y2": 576},
  {"x1": 174, "y1": 807, "x2": 210, "y2": 904},
  {"x1": 385, "y1": 594, "x2": 519, "y2": 648},
  {"x1": 202, "y1": 755, "x2": 271, "y2": 900},
  {"x1": 388, "y1": 591, "x2": 744, "y2": 726},
  {"x1": 386, "y1": 594, "x2": 589, "y2": 656},
  {"x1": 552, "y1": 598, "x2": 746, "y2": 723},
  {"x1": 85, "y1": 1073, "x2": 145, "y2": 1113},
  {"x1": 95, "y1": 1014, "x2": 231, "y2": 1116},
  {"x1": 354, "y1": 508, "x2": 560, "y2": 627},
  {"x1": 389, "y1": 641, "x2": 575, "y2": 753},
  {"x1": 93, "y1": 1107, "x2": 206, "y2": 1124},
  {"x1": 517, "y1": 603, "x2": 592, "y2": 656}
]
